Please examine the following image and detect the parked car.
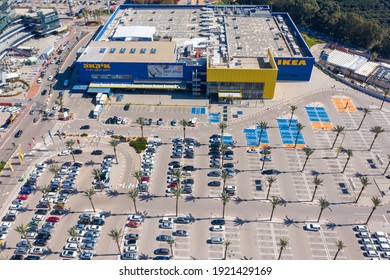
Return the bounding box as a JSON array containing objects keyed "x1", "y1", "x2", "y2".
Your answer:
[{"x1": 304, "y1": 223, "x2": 321, "y2": 231}]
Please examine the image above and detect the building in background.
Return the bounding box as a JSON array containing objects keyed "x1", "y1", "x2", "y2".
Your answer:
[
  {"x1": 77, "y1": 4, "x2": 314, "y2": 101},
  {"x1": 0, "y1": 0, "x2": 14, "y2": 33}
]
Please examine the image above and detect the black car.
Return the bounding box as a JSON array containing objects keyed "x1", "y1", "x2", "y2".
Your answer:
[
  {"x1": 209, "y1": 142, "x2": 221, "y2": 147},
  {"x1": 184, "y1": 153, "x2": 195, "y2": 159},
  {"x1": 10, "y1": 255, "x2": 24, "y2": 260},
  {"x1": 50, "y1": 209, "x2": 66, "y2": 215},
  {"x1": 33, "y1": 239, "x2": 48, "y2": 246},
  {"x1": 2, "y1": 215, "x2": 16, "y2": 222},
  {"x1": 208, "y1": 151, "x2": 220, "y2": 156},
  {"x1": 36, "y1": 233, "x2": 51, "y2": 240},
  {"x1": 91, "y1": 150, "x2": 103, "y2": 155},
  {"x1": 208, "y1": 181, "x2": 221, "y2": 187},
  {"x1": 183, "y1": 165, "x2": 195, "y2": 171},
  {"x1": 168, "y1": 161, "x2": 180, "y2": 166},
  {"x1": 124, "y1": 233, "x2": 139, "y2": 240},
  {"x1": 124, "y1": 103, "x2": 130, "y2": 111},
  {"x1": 182, "y1": 179, "x2": 194, "y2": 185},
  {"x1": 171, "y1": 153, "x2": 182, "y2": 158},
  {"x1": 105, "y1": 117, "x2": 112, "y2": 124},
  {"x1": 33, "y1": 117, "x2": 39, "y2": 123},
  {"x1": 175, "y1": 217, "x2": 191, "y2": 224},
  {"x1": 182, "y1": 187, "x2": 192, "y2": 194},
  {"x1": 41, "y1": 90, "x2": 47, "y2": 96},
  {"x1": 262, "y1": 169, "x2": 277, "y2": 175},
  {"x1": 36, "y1": 203, "x2": 50, "y2": 209},
  {"x1": 72, "y1": 149, "x2": 83, "y2": 155},
  {"x1": 91, "y1": 218, "x2": 105, "y2": 226},
  {"x1": 154, "y1": 248, "x2": 170, "y2": 255},
  {"x1": 14, "y1": 129, "x2": 23, "y2": 138},
  {"x1": 208, "y1": 171, "x2": 221, "y2": 177},
  {"x1": 80, "y1": 125, "x2": 90, "y2": 130},
  {"x1": 104, "y1": 155, "x2": 115, "y2": 160},
  {"x1": 35, "y1": 209, "x2": 48, "y2": 215},
  {"x1": 223, "y1": 163, "x2": 234, "y2": 168},
  {"x1": 211, "y1": 219, "x2": 225, "y2": 226},
  {"x1": 25, "y1": 255, "x2": 41, "y2": 260},
  {"x1": 73, "y1": 162, "x2": 83, "y2": 167}
]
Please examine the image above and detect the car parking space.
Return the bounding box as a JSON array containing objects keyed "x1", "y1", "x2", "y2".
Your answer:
[
  {"x1": 207, "y1": 220, "x2": 241, "y2": 260},
  {"x1": 305, "y1": 105, "x2": 333, "y2": 130},
  {"x1": 277, "y1": 119, "x2": 306, "y2": 149},
  {"x1": 332, "y1": 97, "x2": 357, "y2": 112},
  {"x1": 306, "y1": 227, "x2": 346, "y2": 260},
  {"x1": 243, "y1": 126, "x2": 270, "y2": 147},
  {"x1": 256, "y1": 223, "x2": 293, "y2": 260}
]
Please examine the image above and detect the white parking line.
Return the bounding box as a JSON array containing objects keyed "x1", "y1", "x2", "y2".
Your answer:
[{"x1": 319, "y1": 229, "x2": 331, "y2": 260}]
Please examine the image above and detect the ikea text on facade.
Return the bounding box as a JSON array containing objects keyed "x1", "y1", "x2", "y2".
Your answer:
[{"x1": 277, "y1": 59, "x2": 307, "y2": 66}]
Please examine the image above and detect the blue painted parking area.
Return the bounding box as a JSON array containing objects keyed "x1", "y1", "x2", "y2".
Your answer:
[
  {"x1": 208, "y1": 113, "x2": 220, "y2": 123},
  {"x1": 243, "y1": 126, "x2": 269, "y2": 147},
  {"x1": 305, "y1": 106, "x2": 331, "y2": 122},
  {"x1": 222, "y1": 135, "x2": 234, "y2": 145},
  {"x1": 191, "y1": 107, "x2": 207, "y2": 115},
  {"x1": 277, "y1": 119, "x2": 305, "y2": 147}
]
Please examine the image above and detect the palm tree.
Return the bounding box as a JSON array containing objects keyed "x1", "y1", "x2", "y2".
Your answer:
[
  {"x1": 128, "y1": 188, "x2": 139, "y2": 213},
  {"x1": 223, "y1": 239, "x2": 232, "y2": 260},
  {"x1": 171, "y1": 187, "x2": 184, "y2": 217},
  {"x1": 221, "y1": 191, "x2": 231, "y2": 219},
  {"x1": 331, "y1": 125, "x2": 345, "y2": 149},
  {"x1": 317, "y1": 197, "x2": 331, "y2": 222},
  {"x1": 301, "y1": 147, "x2": 314, "y2": 172},
  {"x1": 172, "y1": 169, "x2": 185, "y2": 186},
  {"x1": 289, "y1": 105, "x2": 298, "y2": 127},
  {"x1": 109, "y1": 139, "x2": 120, "y2": 164},
  {"x1": 135, "y1": 117, "x2": 145, "y2": 138},
  {"x1": 270, "y1": 196, "x2": 281, "y2": 221},
  {"x1": 355, "y1": 177, "x2": 370, "y2": 203},
  {"x1": 67, "y1": 228, "x2": 81, "y2": 252},
  {"x1": 65, "y1": 139, "x2": 76, "y2": 162},
  {"x1": 277, "y1": 238, "x2": 289, "y2": 260},
  {"x1": 84, "y1": 187, "x2": 96, "y2": 212},
  {"x1": 266, "y1": 176, "x2": 277, "y2": 200},
  {"x1": 57, "y1": 96, "x2": 64, "y2": 112},
  {"x1": 219, "y1": 121, "x2": 227, "y2": 140},
  {"x1": 342, "y1": 149, "x2": 353, "y2": 173},
  {"x1": 311, "y1": 176, "x2": 324, "y2": 202},
  {"x1": 219, "y1": 143, "x2": 229, "y2": 168},
  {"x1": 294, "y1": 123, "x2": 305, "y2": 148},
  {"x1": 221, "y1": 170, "x2": 229, "y2": 190},
  {"x1": 49, "y1": 164, "x2": 60, "y2": 178},
  {"x1": 383, "y1": 154, "x2": 390, "y2": 175},
  {"x1": 368, "y1": 126, "x2": 385, "y2": 151},
  {"x1": 14, "y1": 224, "x2": 32, "y2": 248},
  {"x1": 167, "y1": 238, "x2": 175, "y2": 258},
  {"x1": 38, "y1": 185, "x2": 52, "y2": 210},
  {"x1": 179, "y1": 119, "x2": 189, "y2": 142},
  {"x1": 357, "y1": 108, "x2": 371, "y2": 130},
  {"x1": 379, "y1": 90, "x2": 389, "y2": 110},
  {"x1": 261, "y1": 147, "x2": 271, "y2": 171},
  {"x1": 365, "y1": 197, "x2": 382, "y2": 224},
  {"x1": 132, "y1": 170, "x2": 143, "y2": 184},
  {"x1": 108, "y1": 228, "x2": 123, "y2": 255},
  {"x1": 91, "y1": 168, "x2": 104, "y2": 192},
  {"x1": 258, "y1": 121, "x2": 268, "y2": 147},
  {"x1": 333, "y1": 241, "x2": 346, "y2": 260}
]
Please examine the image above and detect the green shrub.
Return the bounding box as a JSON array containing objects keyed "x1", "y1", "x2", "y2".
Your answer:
[
  {"x1": 80, "y1": 133, "x2": 88, "y2": 137},
  {"x1": 0, "y1": 161, "x2": 6, "y2": 173},
  {"x1": 129, "y1": 137, "x2": 147, "y2": 153}
]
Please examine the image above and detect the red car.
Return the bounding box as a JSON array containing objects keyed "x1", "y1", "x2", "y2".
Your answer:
[
  {"x1": 128, "y1": 221, "x2": 140, "y2": 228},
  {"x1": 47, "y1": 216, "x2": 60, "y2": 223},
  {"x1": 17, "y1": 194, "x2": 28, "y2": 200},
  {"x1": 141, "y1": 176, "x2": 150, "y2": 182},
  {"x1": 168, "y1": 183, "x2": 178, "y2": 188}
]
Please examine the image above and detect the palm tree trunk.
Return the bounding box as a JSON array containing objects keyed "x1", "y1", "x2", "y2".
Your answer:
[
  {"x1": 380, "y1": 98, "x2": 385, "y2": 110},
  {"x1": 383, "y1": 161, "x2": 390, "y2": 175},
  {"x1": 259, "y1": 130, "x2": 263, "y2": 147},
  {"x1": 331, "y1": 133, "x2": 339, "y2": 149},
  {"x1": 358, "y1": 115, "x2": 366, "y2": 130},
  {"x1": 289, "y1": 113, "x2": 294, "y2": 127},
  {"x1": 175, "y1": 198, "x2": 179, "y2": 217},
  {"x1": 270, "y1": 206, "x2": 275, "y2": 220},
  {"x1": 266, "y1": 185, "x2": 272, "y2": 200},
  {"x1": 116, "y1": 241, "x2": 121, "y2": 255},
  {"x1": 99, "y1": 178, "x2": 104, "y2": 192},
  {"x1": 141, "y1": 126, "x2": 143, "y2": 138},
  {"x1": 365, "y1": 207, "x2": 376, "y2": 225},
  {"x1": 262, "y1": 156, "x2": 266, "y2": 170},
  {"x1": 311, "y1": 186, "x2": 318, "y2": 202},
  {"x1": 26, "y1": 238, "x2": 32, "y2": 248},
  {"x1": 368, "y1": 135, "x2": 377, "y2": 151},
  {"x1": 183, "y1": 128, "x2": 186, "y2": 141},
  {"x1": 77, "y1": 241, "x2": 81, "y2": 253},
  {"x1": 317, "y1": 208, "x2": 323, "y2": 222},
  {"x1": 342, "y1": 158, "x2": 350, "y2": 173},
  {"x1": 170, "y1": 244, "x2": 174, "y2": 258},
  {"x1": 333, "y1": 249, "x2": 340, "y2": 260},
  {"x1": 294, "y1": 132, "x2": 300, "y2": 148},
  {"x1": 222, "y1": 202, "x2": 226, "y2": 219},
  {"x1": 278, "y1": 247, "x2": 283, "y2": 260},
  {"x1": 355, "y1": 187, "x2": 365, "y2": 203},
  {"x1": 71, "y1": 150, "x2": 75, "y2": 162},
  {"x1": 301, "y1": 157, "x2": 309, "y2": 172},
  {"x1": 89, "y1": 198, "x2": 96, "y2": 212},
  {"x1": 114, "y1": 147, "x2": 118, "y2": 164},
  {"x1": 223, "y1": 245, "x2": 228, "y2": 260},
  {"x1": 133, "y1": 199, "x2": 137, "y2": 213}
]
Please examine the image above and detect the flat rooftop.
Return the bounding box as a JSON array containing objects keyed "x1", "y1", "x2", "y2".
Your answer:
[
  {"x1": 15, "y1": 8, "x2": 56, "y2": 17},
  {"x1": 83, "y1": 5, "x2": 306, "y2": 69}
]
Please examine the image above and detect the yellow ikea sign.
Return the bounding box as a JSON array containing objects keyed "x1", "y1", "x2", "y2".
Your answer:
[
  {"x1": 277, "y1": 59, "x2": 306, "y2": 66},
  {"x1": 83, "y1": 63, "x2": 111, "y2": 69}
]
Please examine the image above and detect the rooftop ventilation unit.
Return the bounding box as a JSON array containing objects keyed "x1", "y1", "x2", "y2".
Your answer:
[{"x1": 237, "y1": 44, "x2": 242, "y2": 49}]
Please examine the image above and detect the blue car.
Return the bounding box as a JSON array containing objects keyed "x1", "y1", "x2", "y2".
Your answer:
[
  {"x1": 19, "y1": 189, "x2": 32, "y2": 195},
  {"x1": 153, "y1": 256, "x2": 171, "y2": 260}
]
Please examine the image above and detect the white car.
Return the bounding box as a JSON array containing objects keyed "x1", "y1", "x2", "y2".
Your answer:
[
  {"x1": 382, "y1": 251, "x2": 390, "y2": 259},
  {"x1": 305, "y1": 223, "x2": 321, "y2": 231},
  {"x1": 9, "y1": 205, "x2": 23, "y2": 211},
  {"x1": 64, "y1": 243, "x2": 78, "y2": 251},
  {"x1": 160, "y1": 222, "x2": 174, "y2": 229},
  {"x1": 128, "y1": 214, "x2": 143, "y2": 222},
  {"x1": 211, "y1": 225, "x2": 225, "y2": 232},
  {"x1": 1, "y1": 222, "x2": 11, "y2": 227},
  {"x1": 161, "y1": 217, "x2": 174, "y2": 223},
  {"x1": 358, "y1": 232, "x2": 370, "y2": 238},
  {"x1": 366, "y1": 250, "x2": 379, "y2": 257},
  {"x1": 33, "y1": 215, "x2": 44, "y2": 221},
  {"x1": 25, "y1": 232, "x2": 37, "y2": 239},
  {"x1": 48, "y1": 75, "x2": 53, "y2": 81},
  {"x1": 58, "y1": 150, "x2": 71, "y2": 156},
  {"x1": 364, "y1": 244, "x2": 376, "y2": 251},
  {"x1": 210, "y1": 237, "x2": 224, "y2": 244},
  {"x1": 37, "y1": 77, "x2": 42, "y2": 84},
  {"x1": 361, "y1": 238, "x2": 374, "y2": 245},
  {"x1": 124, "y1": 246, "x2": 138, "y2": 253},
  {"x1": 377, "y1": 237, "x2": 389, "y2": 244},
  {"x1": 88, "y1": 225, "x2": 102, "y2": 232},
  {"x1": 379, "y1": 243, "x2": 390, "y2": 251},
  {"x1": 374, "y1": 232, "x2": 389, "y2": 238},
  {"x1": 36, "y1": 163, "x2": 47, "y2": 169},
  {"x1": 355, "y1": 225, "x2": 369, "y2": 232},
  {"x1": 29, "y1": 247, "x2": 45, "y2": 255},
  {"x1": 0, "y1": 234, "x2": 7, "y2": 240},
  {"x1": 61, "y1": 250, "x2": 78, "y2": 258},
  {"x1": 7, "y1": 210, "x2": 18, "y2": 215}
]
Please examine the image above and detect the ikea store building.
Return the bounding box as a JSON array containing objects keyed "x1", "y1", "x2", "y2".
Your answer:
[{"x1": 76, "y1": 4, "x2": 314, "y2": 101}]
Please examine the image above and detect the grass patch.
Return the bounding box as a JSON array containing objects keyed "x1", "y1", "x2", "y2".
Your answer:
[
  {"x1": 302, "y1": 33, "x2": 318, "y2": 48},
  {"x1": 129, "y1": 137, "x2": 147, "y2": 153},
  {"x1": 0, "y1": 161, "x2": 6, "y2": 173}
]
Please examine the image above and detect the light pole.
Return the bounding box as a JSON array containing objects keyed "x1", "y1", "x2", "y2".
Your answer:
[{"x1": 336, "y1": 132, "x2": 347, "y2": 159}]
